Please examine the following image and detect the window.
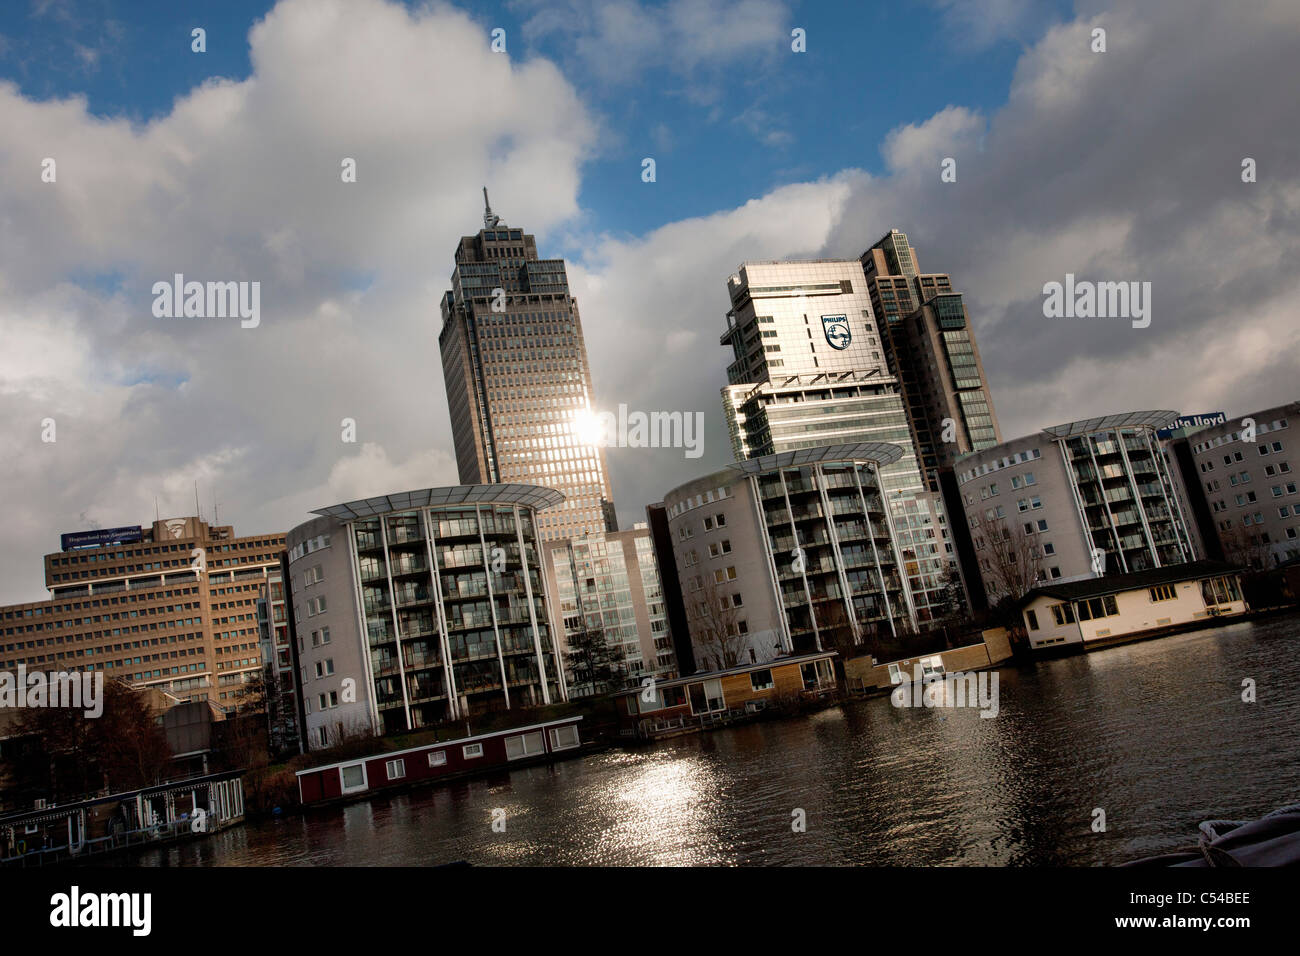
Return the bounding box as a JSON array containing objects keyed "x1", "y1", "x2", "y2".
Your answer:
[
  {"x1": 1050, "y1": 603, "x2": 1076, "y2": 626},
  {"x1": 385, "y1": 758, "x2": 406, "y2": 780},
  {"x1": 428, "y1": 751, "x2": 447, "y2": 767},
  {"x1": 549, "y1": 724, "x2": 581, "y2": 750},
  {"x1": 920, "y1": 656, "x2": 945, "y2": 677},
  {"x1": 1075, "y1": 595, "x2": 1119, "y2": 621},
  {"x1": 1149, "y1": 584, "x2": 1177, "y2": 602},
  {"x1": 340, "y1": 762, "x2": 367, "y2": 793},
  {"x1": 1025, "y1": 609, "x2": 1040, "y2": 630},
  {"x1": 888, "y1": 662, "x2": 904, "y2": 684},
  {"x1": 505, "y1": 731, "x2": 546, "y2": 760},
  {"x1": 463, "y1": 743, "x2": 484, "y2": 759},
  {"x1": 688, "y1": 678, "x2": 725, "y2": 714},
  {"x1": 750, "y1": 669, "x2": 774, "y2": 691}
]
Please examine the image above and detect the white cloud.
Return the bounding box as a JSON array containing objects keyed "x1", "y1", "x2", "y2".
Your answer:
[{"x1": 0, "y1": 0, "x2": 597, "y2": 602}]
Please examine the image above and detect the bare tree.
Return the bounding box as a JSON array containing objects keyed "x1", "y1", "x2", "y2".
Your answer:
[
  {"x1": 976, "y1": 517, "x2": 1045, "y2": 605},
  {"x1": 686, "y1": 567, "x2": 750, "y2": 671},
  {"x1": 1219, "y1": 526, "x2": 1274, "y2": 571}
]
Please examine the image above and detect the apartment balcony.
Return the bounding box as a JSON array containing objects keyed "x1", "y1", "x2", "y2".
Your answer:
[
  {"x1": 393, "y1": 585, "x2": 434, "y2": 608},
  {"x1": 387, "y1": 525, "x2": 426, "y2": 546},
  {"x1": 359, "y1": 563, "x2": 388, "y2": 584},
  {"x1": 389, "y1": 557, "x2": 430, "y2": 577},
  {"x1": 363, "y1": 597, "x2": 392, "y2": 616}
]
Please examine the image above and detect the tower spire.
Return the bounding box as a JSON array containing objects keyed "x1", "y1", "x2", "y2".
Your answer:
[{"x1": 483, "y1": 186, "x2": 500, "y2": 228}]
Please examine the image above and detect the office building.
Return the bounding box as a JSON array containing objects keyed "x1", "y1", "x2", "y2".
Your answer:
[
  {"x1": 256, "y1": 559, "x2": 305, "y2": 756},
  {"x1": 719, "y1": 259, "x2": 964, "y2": 628},
  {"x1": 660, "y1": 443, "x2": 917, "y2": 669},
  {"x1": 439, "y1": 191, "x2": 614, "y2": 542},
  {"x1": 1178, "y1": 401, "x2": 1300, "y2": 568},
  {"x1": 859, "y1": 229, "x2": 1001, "y2": 485},
  {"x1": 541, "y1": 526, "x2": 676, "y2": 698},
  {"x1": 955, "y1": 412, "x2": 1199, "y2": 603},
  {"x1": 0, "y1": 517, "x2": 285, "y2": 713},
  {"x1": 285, "y1": 485, "x2": 566, "y2": 750}
]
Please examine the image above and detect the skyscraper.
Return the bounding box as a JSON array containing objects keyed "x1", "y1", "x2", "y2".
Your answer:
[
  {"x1": 719, "y1": 259, "x2": 964, "y2": 629},
  {"x1": 860, "y1": 229, "x2": 1001, "y2": 489},
  {"x1": 439, "y1": 191, "x2": 615, "y2": 542},
  {"x1": 860, "y1": 230, "x2": 1003, "y2": 610}
]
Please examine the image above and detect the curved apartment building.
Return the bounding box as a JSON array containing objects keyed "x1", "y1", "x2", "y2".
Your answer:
[
  {"x1": 955, "y1": 411, "x2": 1199, "y2": 603},
  {"x1": 286, "y1": 485, "x2": 565, "y2": 749},
  {"x1": 661, "y1": 443, "x2": 917, "y2": 669}
]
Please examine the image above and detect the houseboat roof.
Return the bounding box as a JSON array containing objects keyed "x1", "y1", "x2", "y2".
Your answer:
[
  {"x1": 1018, "y1": 560, "x2": 1243, "y2": 607},
  {"x1": 610, "y1": 651, "x2": 839, "y2": 697},
  {"x1": 294, "y1": 715, "x2": 584, "y2": 778},
  {"x1": 0, "y1": 769, "x2": 245, "y2": 829},
  {"x1": 312, "y1": 483, "x2": 565, "y2": 520}
]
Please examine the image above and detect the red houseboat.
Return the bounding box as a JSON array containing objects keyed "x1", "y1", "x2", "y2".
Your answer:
[{"x1": 295, "y1": 716, "x2": 584, "y2": 806}]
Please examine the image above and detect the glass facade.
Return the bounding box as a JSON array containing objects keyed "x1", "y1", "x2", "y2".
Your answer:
[
  {"x1": 731, "y1": 386, "x2": 959, "y2": 627},
  {"x1": 352, "y1": 502, "x2": 559, "y2": 734},
  {"x1": 751, "y1": 461, "x2": 913, "y2": 653},
  {"x1": 1062, "y1": 427, "x2": 1196, "y2": 573},
  {"x1": 550, "y1": 532, "x2": 673, "y2": 697}
]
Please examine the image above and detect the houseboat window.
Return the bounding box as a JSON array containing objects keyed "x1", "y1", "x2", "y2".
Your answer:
[
  {"x1": 1149, "y1": 584, "x2": 1177, "y2": 602},
  {"x1": 888, "y1": 662, "x2": 904, "y2": 684},
  {"x1": 1201, "y1": 577, "x2": 1239, "y2": 605},
  {"x1": 549, "y1": 724, "x2": 580, "y2": 750},
  {"x1": 1075, "y1": 596, "x2": 1119, "y2": 621},
  {"x1": 1025, "y1": 609, "x2": 1040, "y2": 630},
  {"x1": 385, "y1": 759, "x2": 406, "y2": 780},
  {"x1": 921, "y1": 656, "x2": 944, "y2": 678},
  {"x1": 428, "y1": 751, "x2": 447, "y2": 767},
  {"x1": 1050, "y1": 603, "x2": 1075, "y2": 626},
  {"x1": 800, "y1": 659, "x2": 834, "y2": 689},
  {"x1": 750, "y1": 669, "x2": 774, "y2": 691},
  {"x1": 463, "y1": 743, "x2": 484, "y2": 759},
  {"x1": 340, "y1": 763, "x2": 367, "y2": 793},
  {"x1": 688, "y1": 679, "x2": 725, "y2": 714},
  {"x1": 505, "y1": 731, "x2": 546, "y2": 760}
]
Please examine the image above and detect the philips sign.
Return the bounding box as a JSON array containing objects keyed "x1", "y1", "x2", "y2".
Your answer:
[
  {"x1": 60, "y1": 526, "x2": 143, "y2": 551},
  {"x1": 1157, "y1": 412, "x2": 1227, "y2": 439}
]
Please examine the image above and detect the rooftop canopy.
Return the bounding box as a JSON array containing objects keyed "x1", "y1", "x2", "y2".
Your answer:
[
  {"x1": 1040, "y1": 410, "x2": 1179, "y2": 439},
  {"x1": 312, "y1": 484, "x2": 565, "y2": 521},
  {"x1": 728, "y1": 442, "x2": 904, "y2": 475}
]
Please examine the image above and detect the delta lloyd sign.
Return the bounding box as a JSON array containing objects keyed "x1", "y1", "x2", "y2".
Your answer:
[{"x1": 1157, "y1": 412, "x2": 1227, "y2": 438}]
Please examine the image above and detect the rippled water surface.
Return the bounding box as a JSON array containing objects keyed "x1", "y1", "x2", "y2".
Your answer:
[{"x1": 133, "y1": 617, "x2": 1300, "y2": 866}]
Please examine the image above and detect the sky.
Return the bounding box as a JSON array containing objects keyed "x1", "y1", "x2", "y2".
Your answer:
[{"x1": 1, "y1": 0, "x2": 1298, "y2": 604}]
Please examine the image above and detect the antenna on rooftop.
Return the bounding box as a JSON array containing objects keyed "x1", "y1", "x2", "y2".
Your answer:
[{"x1": 483, "y1": 186, "x2": 500, "y2": 228}]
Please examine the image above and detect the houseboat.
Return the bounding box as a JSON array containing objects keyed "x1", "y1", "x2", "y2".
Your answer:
[
  {"x1": 0, "y1": 769, "x2": 245, "y2": 866},
  {"x1": 1016, "y1": 560, "x2": 1248, "y2": 654},
  {"x1": 843, "y1": 627, "x2": 1015, "y2": 695},
  {"x1": 295, "y1": 716, "x2": 585, "y2": 806},
  {"x1": 611, "y1": 651, "x2": 839, "y2": 741}
]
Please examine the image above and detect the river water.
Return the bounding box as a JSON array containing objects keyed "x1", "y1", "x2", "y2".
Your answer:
[{"x1": 131, "y1": 617, "x2": 1300, "y2": 866}]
